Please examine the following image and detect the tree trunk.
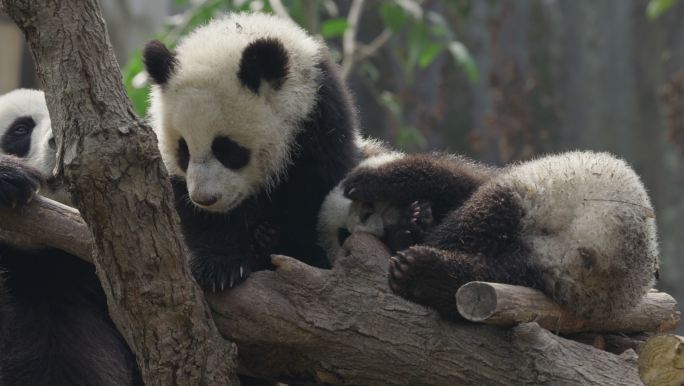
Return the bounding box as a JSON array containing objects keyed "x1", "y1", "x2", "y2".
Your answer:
[{"x1": 0, "y1": 1, "x2": 238, "y2": 384}]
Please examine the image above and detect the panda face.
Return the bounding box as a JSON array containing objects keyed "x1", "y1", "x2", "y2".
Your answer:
[
  {"x1": 145, "y1": 13, "x2": 323, "y2": 213},
  {"x1": 0, "y1": 89, "x2": 55, "y2": 178}
]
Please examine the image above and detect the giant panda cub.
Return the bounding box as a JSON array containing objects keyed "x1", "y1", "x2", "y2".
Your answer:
[
  {"x1": 143, "y1": 12, "x2": 362, "y2": 291},
  {"x1": 0, "y1": 89, "x2": 141, "y2": 385},
  {"x1": 336, "y1": 151, "x2": 659, "y2": 320}
]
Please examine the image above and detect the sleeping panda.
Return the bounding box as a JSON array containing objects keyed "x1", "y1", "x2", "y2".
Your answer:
[
  {"x1": 143, "y1": 12, "x2": 363, "y2": 291},
  {"x1": 0, "y1": 89, "x2": 141, "y2": 385},
  {"x1": 336, "y1": 151, "x2": 659, "y2": 320},
  {"x1": 317, "y1": 150, "x2": 496, "y2": 262}
]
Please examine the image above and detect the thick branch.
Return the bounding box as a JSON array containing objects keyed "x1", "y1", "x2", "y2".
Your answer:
[
  {"x1": 0, "y1": 198, "x2": 646, "y2": 384},
  {"x1": 0, "y1": 196, "x2": 91, "y2": 261},
  {"x1": 456, "y1": 282, "x2": 681, "y2": 334},
  {"x1": 0, "y1": 1, "x2": 237, "y2": 384}
]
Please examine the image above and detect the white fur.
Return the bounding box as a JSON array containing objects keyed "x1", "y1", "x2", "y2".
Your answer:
[
  {"x1": 357, "y1": 150, "x2": 404, "y2": 169},
  {"x1": 149, "y1": 12, "x2": 326, "y2": 212},
  {"x1": 318, "y1": 185, "x2": 351, "y2": 261},
  {"x1": 0, "y1": 89, "x2": 70, "y2": 206},
  {"x1": 317, "y1": 148, "x2": 404, "y2": 261},
  {"x1": 495, "y1": 151, "x2": 659, "y2": 317},
  {"x1": 0, "y1": 89, "x2": 54, "y2": 177}
]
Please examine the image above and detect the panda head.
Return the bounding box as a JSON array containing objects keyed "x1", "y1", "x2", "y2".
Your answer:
[
  {"x1": 0, "y1": 89, "x2": 54, "y2": 174},
  {"x1": 144, "y1": 13, "x2": 324, "y2": 213},
  {"x1": 0, "y1": 89, "x2": 68, "y2": 203}
]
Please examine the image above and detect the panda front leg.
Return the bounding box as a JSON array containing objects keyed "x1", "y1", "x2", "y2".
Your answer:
[
  {"x1": 390, "y1": 184, "x2": 545, "y2": 319},
  {"x1": 0, "y1": 155, "x2": 43, "y2": 208},
  {"x1": 382, "y1": 200, "x2": 434, "y2": 253},
  {"x1": 389, "y1": 246, "x2": 481, "y2": 320},
  {"x1": 342, "y1": 154, "x2": 488, "y2": 214},
  {"x1": 250, "y1": 220, "x2": 280, "y2": 271},
  {"x1": 389, "y1": 245, "x2": 543, "y2": 320},
  {"x1": 187, "y1": 245, "x2": 254, "y2": 292}
]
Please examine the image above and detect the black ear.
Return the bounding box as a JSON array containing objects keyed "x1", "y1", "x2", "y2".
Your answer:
[
  {"x1": 143, "y1": 40, "x2": 177, "y2": 86},
  {"x1": 238, "y1": 38, "x2": 289, "y2": 94}
]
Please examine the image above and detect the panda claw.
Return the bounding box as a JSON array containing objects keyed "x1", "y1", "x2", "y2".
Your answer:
[{"x1": 392, "y1": 268, "x2": 403, "y2": 280}]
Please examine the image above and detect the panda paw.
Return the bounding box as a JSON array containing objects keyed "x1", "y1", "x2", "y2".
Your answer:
[
  {"x1": 252, "y1": 221, "x2": 280, "y2": 255},
  {"x1": 388, "y1": 246, "x2": 462, "y2": 319},
  {"x1": 0, "y1": 156, "x2": 43, "y2": 208},
  {"x1": 190, "y1": 255, "x2": 252, "y2": 293},
  {"x1": 408, "y1": 200, "x2": 433, "y2": 229},
  {"x1": 383, "y1": 200, "x2": 434, "y2": 252},
  {"x1": 342, "y1": 167, "x2": 388, "y2": 203}
]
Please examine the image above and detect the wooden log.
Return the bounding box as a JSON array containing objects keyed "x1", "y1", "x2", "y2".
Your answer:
[
  {"x1": 566, "y1": 332, "x2": 651, "y2": 355},
  {"x1": 638, "y1": 335, "x2": 684, "y2": 386},
  {"x1": 0, "y1": 195, "x2": 92, "y2": 261},
  {"x1": 456, "y1": 281, "x2": 681, "y2": 334}
]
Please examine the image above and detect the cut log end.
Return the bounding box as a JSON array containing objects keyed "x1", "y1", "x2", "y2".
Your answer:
[
  {"x1": 638, "y1": 334, "x2": 684, "y2": 386},
  {"x1": 456, "y1": 281, "x2": 498, "y2": 321},
  {"x1": 455, "y1": 281, "x2": 681, "y2": 335}
]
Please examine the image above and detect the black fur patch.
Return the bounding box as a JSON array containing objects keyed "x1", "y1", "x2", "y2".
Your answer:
[
  {"x1": 143, "y1": 40, "x2": 177, "y2": 86},
  {"x1": 1, "y1": 116, "x2": 35, "y2": 157},
  {"x1": 212, "y1": 136, "x2": 250, "y2": 170},
  {"x1": 343, "y1": 153, "x2": 494, "y2": 222},
  {"x1": 0, "y1": 245, "x2": 142, "y2": 385},
  {"x1": 0, "y1": 155, "x2": 42, "y2": 207},
  {"x1": 238, "y1": 38, "x2": 289, "y2": 94},
  {"x1": 426, "y1": 185, "x2": 524, "y2": 256},
  {"x1": 177, "y1": 138, "x2": 189, "y2": 172}
]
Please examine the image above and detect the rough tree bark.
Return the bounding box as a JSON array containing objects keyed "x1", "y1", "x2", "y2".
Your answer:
[
  {"x1": 0, "y1": 1, "x2": 238, "y2": 385},
  {"x1": 0, "y1": 1, "x2": 665, "y2": 385},
  {"x1": 208, "y1": 233, "x2": 644, "y2": 385}
]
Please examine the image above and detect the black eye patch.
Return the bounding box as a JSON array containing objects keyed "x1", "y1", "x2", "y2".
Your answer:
[
  {"x1": 177, "y1": 138, "x2": 190, "y2": 172},
  {"x1": 1, "y1": 116, "x2": 36, "y2": 157},
  {"x1": 212, "y1": 136, "x2": 250, "y2": 170}
]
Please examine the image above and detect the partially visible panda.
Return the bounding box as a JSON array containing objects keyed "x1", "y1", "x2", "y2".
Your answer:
[
  {"x1": 317, "y1": 150, "x2": 496, "y2": 262},
  {"x1": 0, "y1": 89, "x2": 141, "y2": 385},
  {"x1": 336, "y1": 151, "x2": 659, "y2": 320},
  {"x1": 143, "y1": 12, "x2": 365, "y2": 292}
]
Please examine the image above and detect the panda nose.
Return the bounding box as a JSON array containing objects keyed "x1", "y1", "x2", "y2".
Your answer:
[
  {"x1": 48, "y1": 137, "x2": 56, "y2": 150},
  {"x1": 191, "y1": 193, "x2": 219, "y2": 207}
]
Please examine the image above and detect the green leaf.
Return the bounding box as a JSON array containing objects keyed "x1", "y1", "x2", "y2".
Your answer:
[
  {"x1": 647, "y1": 0, "x2": 679, "y2": 20},
  {"x1": 448, "y1": 41, "x2": 479, "y2": 82},
  {"x1": 380, "y1": 3, "x2": 408, "y2": 31},
  {"x1": 418, "y1": 43, "x2": 443, "y2": 68},
  {"x1": 320, "y1": 18, "x2": 348, "y2": 38}
]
